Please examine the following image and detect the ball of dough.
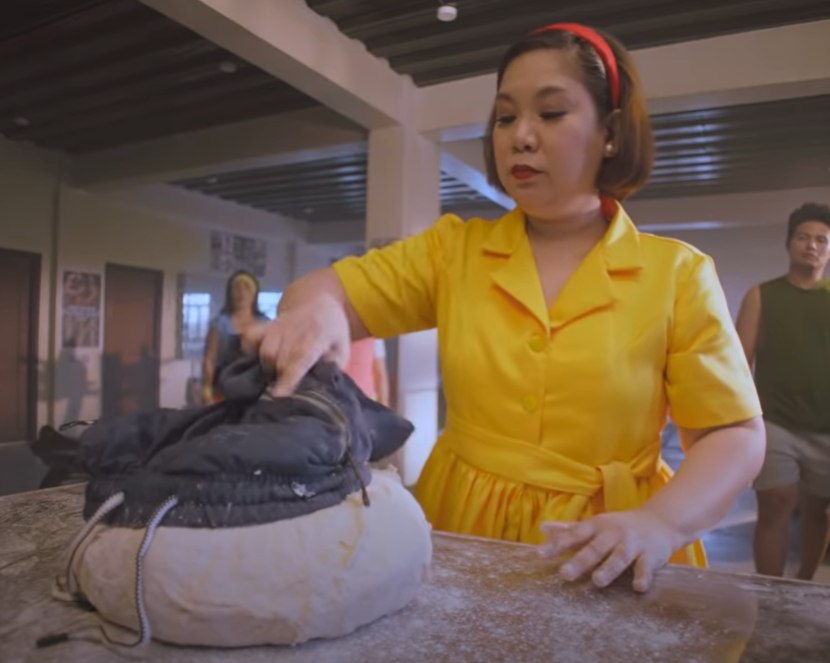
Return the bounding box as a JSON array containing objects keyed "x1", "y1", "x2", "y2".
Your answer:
[{"x1": 73, "y1": 469, "x2": 432, "y2": 647}]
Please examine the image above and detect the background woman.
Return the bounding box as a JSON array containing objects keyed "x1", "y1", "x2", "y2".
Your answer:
[{"x1": 202, "y1": 270, "x2": 269, "y2": 403}]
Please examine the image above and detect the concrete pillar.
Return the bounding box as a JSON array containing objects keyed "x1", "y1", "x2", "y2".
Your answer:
[{"x1": 365, "y1": 125, "x2": 441, "y2": 486}]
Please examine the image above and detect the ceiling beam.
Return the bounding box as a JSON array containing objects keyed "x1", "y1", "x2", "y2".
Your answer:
[
  {"x1": 0, "y1": 135, "x2": 64, "y2": 176},
  {"x1": 140, "y1": 0, "x2": 415, "y2": 130},
  {"x1": 70, "y1": 107, "x2": 366, "y2": 191},
  {"x1": 98, "y1": 183, "x2": 306, "y2": 241},
  {"x1": 304, "y1": 219, "x2": 365, "y2": 245},
  {"x1": 418, "y1": 20, "x2": 830, "y2": 141}
]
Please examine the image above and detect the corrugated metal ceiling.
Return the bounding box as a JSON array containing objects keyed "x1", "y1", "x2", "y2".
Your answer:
[
  {"x1": 0, "y1": 0, "x2": 319, "y2": 153},
  {"x1": 307, "y1": 0, "x2": 830, "y2": 86},
  {"x1": 638, "y1": 93, "x2": 830, "y2": 199},
  {"x1": 173, "y1": 152, "x2": 493, "y2": 223}
]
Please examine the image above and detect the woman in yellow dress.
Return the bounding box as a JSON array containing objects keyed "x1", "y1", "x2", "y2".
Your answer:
[{"x1": 249, "y1": 23, "x2": 765, "y2": 593}]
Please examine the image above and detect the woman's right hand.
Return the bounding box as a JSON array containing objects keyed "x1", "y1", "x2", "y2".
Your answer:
[{"x1": 245, "y1": 293, "x2": 352, "y2": 396}]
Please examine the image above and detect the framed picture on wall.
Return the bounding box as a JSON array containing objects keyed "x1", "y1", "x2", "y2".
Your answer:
[
  {"x1": 61, "y1": 270, "x2": 102, "y2": 349},
  {"x1": 209, "y1": 231, "x2": 267, "y2": 277}
]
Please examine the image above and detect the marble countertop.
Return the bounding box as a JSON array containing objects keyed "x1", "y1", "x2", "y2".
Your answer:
[{"x1": 1, "y1": 484, "x2": 828, "y2": 663}]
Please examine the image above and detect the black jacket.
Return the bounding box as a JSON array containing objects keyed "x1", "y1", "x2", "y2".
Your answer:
[{"x1": 72, "y1": 356, "x2": 414, "y2": 529}]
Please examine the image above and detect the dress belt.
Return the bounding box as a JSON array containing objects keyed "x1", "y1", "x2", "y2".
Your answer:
[{"x1": 442, "y1": 413, "x2": 662, "y2": 513}]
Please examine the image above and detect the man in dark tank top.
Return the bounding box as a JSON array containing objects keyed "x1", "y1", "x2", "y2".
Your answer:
[{"x1": 736, "y1": 202, "x2": 830, "y2": 581}]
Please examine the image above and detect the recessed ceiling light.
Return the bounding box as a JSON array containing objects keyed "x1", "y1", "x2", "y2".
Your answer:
[
  {"x1": 437, "y1": 2, "x2": 457, "y2": 22},
  {"x1": 219, "y1": 61, "x2": 238, "y2": 74},
  {"x1": 13, "y1": 116, "x2": 30, "y2": 127}
]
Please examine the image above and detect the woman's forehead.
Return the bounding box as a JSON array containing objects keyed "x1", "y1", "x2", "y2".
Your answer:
[{"x1": 498, "y1": 50, "x2": 584, "y2": 98}]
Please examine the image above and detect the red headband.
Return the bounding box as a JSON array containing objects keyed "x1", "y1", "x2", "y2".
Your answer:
[{"x1": 530, "y1": 23, "x2": 620, "y2": 110}]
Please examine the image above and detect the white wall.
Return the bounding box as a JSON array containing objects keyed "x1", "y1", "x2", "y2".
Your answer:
[
  {"x1": 655, "y1": 224, "x2": 791, "y2": 319},
  {"x1": 294, "y1": 240, "x2": 363, "y2": 273},
  {"x1": 0, "y1": 141, "x2": 296, "y2": 428}
]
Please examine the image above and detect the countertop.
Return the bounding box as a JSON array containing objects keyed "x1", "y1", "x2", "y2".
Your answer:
[{"x1": 1, "y1": 484, "x2": 828, "y2": 662}]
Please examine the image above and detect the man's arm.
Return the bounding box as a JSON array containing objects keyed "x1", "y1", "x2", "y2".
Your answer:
[{"x1": 735, "y1": 285, "x2": 762, "y2": 368}]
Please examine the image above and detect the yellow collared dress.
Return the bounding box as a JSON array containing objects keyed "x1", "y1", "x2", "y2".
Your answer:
[{"x1": 333, "y1": 202, "x2": 761, "y2": 567}]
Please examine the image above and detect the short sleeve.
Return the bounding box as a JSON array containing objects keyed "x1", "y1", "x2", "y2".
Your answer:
[
  {"x1": 331, "y1": 214, "x2": 461, "y2": 339},
  {"x1": 665, "y1": 253, "x2": 762, "y2": 429}
]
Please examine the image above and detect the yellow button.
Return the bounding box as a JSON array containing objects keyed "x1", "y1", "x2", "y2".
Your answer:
[
  {"x1": 521, "y1": 395, "x2": 538, "y2": 413},
  {"x1": 528, "y1": 335, "x2": 546, "y2": 352}
]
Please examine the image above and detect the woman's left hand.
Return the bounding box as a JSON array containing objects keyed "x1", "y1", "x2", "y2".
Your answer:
[{"x1": 537, "y1": 509, "x2": 682, "y2": 593}]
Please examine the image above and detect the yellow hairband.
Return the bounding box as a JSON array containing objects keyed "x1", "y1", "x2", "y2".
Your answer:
[{"x1": 233, "y1": 274, "x2": 257, "y2": 290}]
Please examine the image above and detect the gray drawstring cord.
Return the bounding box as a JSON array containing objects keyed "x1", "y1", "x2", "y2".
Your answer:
[{"x1": 40, "y1": 494, "x2": 179, "y2": 649}]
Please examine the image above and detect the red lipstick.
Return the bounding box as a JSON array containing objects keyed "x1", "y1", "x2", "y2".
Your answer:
[{"x1": 511, "y1": 165, "x2": 541, "y2": 180}]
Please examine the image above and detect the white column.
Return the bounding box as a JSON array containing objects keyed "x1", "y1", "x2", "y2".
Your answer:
[{"x1": 366, "y1": 125, "x2": 441, "y2": 486}]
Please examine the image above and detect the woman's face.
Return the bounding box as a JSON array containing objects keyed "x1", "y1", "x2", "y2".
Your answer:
[
  {"x1": 492, "y1": 49, "x2": 610, "y2": 220},
  {"x1": 231, "y1": 278, "x2": 256, "y2": 312}
]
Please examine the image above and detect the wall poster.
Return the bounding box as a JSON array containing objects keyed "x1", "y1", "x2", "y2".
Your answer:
[
  {"x1": 61, "y1": 270, "x2": 102, "y2": 349},
  {"x1": 210, "y1": 231, "x2": 267, "y2": 277}
]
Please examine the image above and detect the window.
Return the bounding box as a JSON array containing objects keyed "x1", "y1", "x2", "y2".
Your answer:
[
  {"x1": 258, "y1": 291, "x2": 282, "y2": 320},
  {"x1": 180, "y1": 292, "x2": 211, "y2": 359}
]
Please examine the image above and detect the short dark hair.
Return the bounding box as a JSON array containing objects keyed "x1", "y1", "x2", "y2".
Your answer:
[
  {"x1": 483, "y1": 27, "x2": 653, "y2": 201},
  {"x1": 786, "y1": 202, "x2": 830, "y2": 245}
]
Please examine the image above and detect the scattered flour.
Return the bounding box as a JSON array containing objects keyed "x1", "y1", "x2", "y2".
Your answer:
[{"x1": 269, "y1": 536, "x2": 745, "y2": 663}]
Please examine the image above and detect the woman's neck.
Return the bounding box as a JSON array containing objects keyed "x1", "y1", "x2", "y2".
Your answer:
[{"x1": 524, "y1": 196, "x2": 608, "y2": 244}]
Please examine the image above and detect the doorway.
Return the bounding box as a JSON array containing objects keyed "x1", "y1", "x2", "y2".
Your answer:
[
  {"x1": 102, "y1": 263, "x2": 163, "y2": 418},
  {"x1": 0, "y1": 247, "x2": 41, "y2": 443}
]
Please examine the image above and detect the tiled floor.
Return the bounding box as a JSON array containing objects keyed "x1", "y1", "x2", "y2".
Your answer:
[{"x1": 662, "y1": 424, "x2": 830, "y2": 584}]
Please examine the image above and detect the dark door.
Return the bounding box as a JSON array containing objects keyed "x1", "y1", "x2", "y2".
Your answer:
[
  {"x1": 0, "y1": 247, "x2": 40, "y2": 443},
  {"x1": 102, "y1": 264, "x2": 163, "y2": 418}
]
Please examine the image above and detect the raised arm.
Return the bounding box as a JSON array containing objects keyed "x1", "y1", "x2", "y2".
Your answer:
[
  {"x1": 253, "y1": 215, "x2": 457, "y2": 395},
  {"x1": 276, "y1": 267, "x2": 370, "y2": 341}
]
